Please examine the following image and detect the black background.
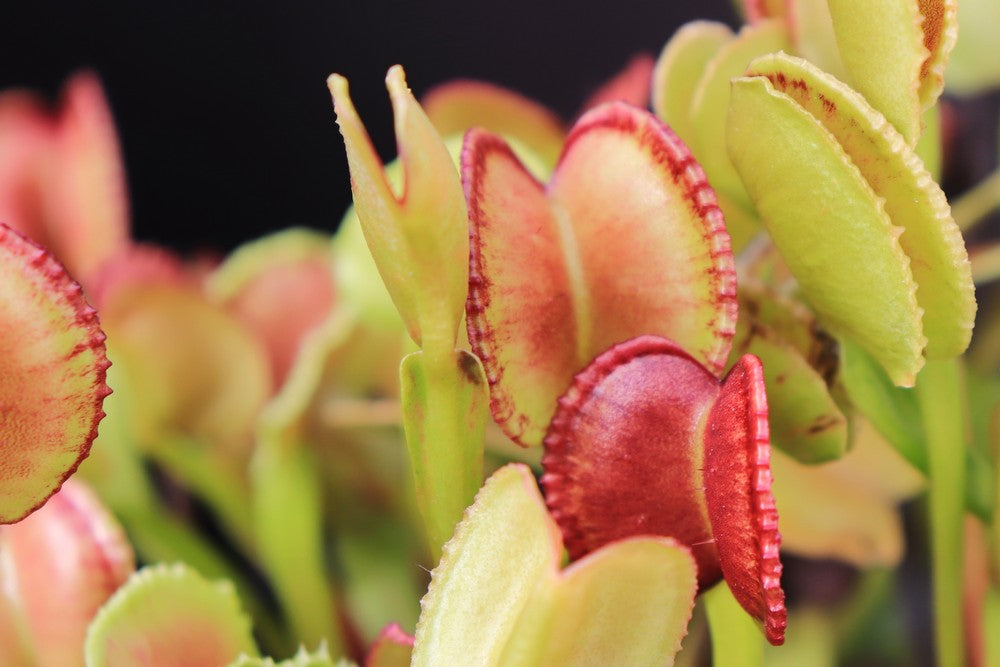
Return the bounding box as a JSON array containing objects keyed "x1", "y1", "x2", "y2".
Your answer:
[{"x1": 0, "y1": 0, "x2": 735, "y2": 252}]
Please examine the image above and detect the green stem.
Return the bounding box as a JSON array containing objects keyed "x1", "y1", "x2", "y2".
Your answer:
[
  {"x1": 400, "y1": 346, "x2": 488, "y2": 560},
  {"x1": 915, "y1": 359, "x2": 966, "y2": 667},
  {"x1": 149, "y1": 434, "x2": 255, "y2": 555},
  {"x1": 252, "y1": 440, "x2": 343, "y2": 656},
  {"x1": 704, "y1": 584, "x2": 764, "y2": 667},
  {"x1": 951, "y1": 167, "x2": 1000, "y2": 232},
  {"x1": 986, "y1": 589, "x2": 1000, "y2": 667}
]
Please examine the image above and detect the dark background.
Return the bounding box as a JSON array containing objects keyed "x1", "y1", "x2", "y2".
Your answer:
[{"x1": 0, "y1": 0, "x2": 736, "y2": 253}]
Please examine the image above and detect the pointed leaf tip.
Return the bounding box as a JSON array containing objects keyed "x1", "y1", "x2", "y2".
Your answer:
[
  {"x1": 331, "y1": 66, "x2": 468, "y2": 351},
  {"x1": 365, "y1": 623, "x2": 414, "y2": 667},
  {"x1": 0, "y1": 223, "x2": 110, "y2": 523}
]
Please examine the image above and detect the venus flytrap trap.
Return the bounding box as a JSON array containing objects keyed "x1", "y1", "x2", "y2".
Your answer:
[
  {"x1": 0, "y1": 479, "x2": 134, "y2": 667},
  {"x1": 463, "y1": 102, "x2": 738, "y2": 444},
  {"x1": 0, "y1": 223, "x2": 110, "y2": 523},
  {"x1": 411, "y1": 465, "x2": 698, "y2": 666}
]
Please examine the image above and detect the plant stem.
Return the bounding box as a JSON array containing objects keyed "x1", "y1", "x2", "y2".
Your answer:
[
  {"x1": 951, "y1": 167, "x2": 1000, "y2": 232},
  {"x1": 149, "y1": 434, "x2": 255, "y2": 555},
  {"x1": 400, "y1": 347, "x2": 488, "y2": 560},
  {"x1": 986, "y1": 589, "x2": 1000, "y2": 667},
  {"x1": 704, "y1": 584, "x2": 764, "y2": 667},
  {"x1": 252, "y1": 440, "x2": 343, "y2": 656},
  {"x1": 915, "y1": 359, "x2": 966, "y2": 667}
]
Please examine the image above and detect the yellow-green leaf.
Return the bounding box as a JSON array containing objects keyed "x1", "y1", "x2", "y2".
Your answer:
[
  {"x1": 746, "y1": 52, "x2": 974, "y2": 358},
  {"x1": 727, "y1": 75, "x2": 925, "y2": 386},
  {"x1": 499, "y1": 538, "x2": 698, "y2": 667},
  {"x1": 690, "y1": 19, "x2": 789, "y2": 210},
  {"x1": 411, "y1": 465, "x2": 698, "y2": 666},
  {"x1": 652, "y1": 21, "x2": 733, "y2": 144},
  {"x1": 329, "y1": 66, "x2": 468, "y2": 353},
  {"x1": 730, "y1": 313, "x2": 847, "y2": 463},
  {"x1": 411, "y1": 465, "x2": 559, "y2": 667},
  {"x1": 827, "y1": 0, "x2": 926, "y2": 144}
]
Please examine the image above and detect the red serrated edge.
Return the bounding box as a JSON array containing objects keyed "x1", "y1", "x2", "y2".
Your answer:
[
  {"x1": 462, "y1": 128, "x2": 548, "y2": 441},
  {"x1": 541, "y1": 334, "x2": 703, "y2": 560},
  {"x1": 1, "y1": 222, "x2": 111, "y2": 523},
  {"x1": 734, "y1": 355, "x2": 786, "y2": 645},
  {"x1": 560, "y1": 102, "x2": 738, "y2": 375}
]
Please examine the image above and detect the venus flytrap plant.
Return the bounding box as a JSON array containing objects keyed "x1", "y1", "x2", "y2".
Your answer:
[
  {"x1": 84, "y1": 563, "x2": 260, "y2": 665},
  {"x1": 727, "y1": 52, "x2": 974, "y2": 385},
  {"x1": 540, "y1": 337, "x2": 786, "y2": 645},
  {"x1": 4, "y1": 1, "x2": 1000, "y2": 664}
]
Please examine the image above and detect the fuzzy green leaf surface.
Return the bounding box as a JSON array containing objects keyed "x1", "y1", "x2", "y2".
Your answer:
[
  {"x1": 727, "y1": 75, "x2": 925, "y2": 386},
  {"x1": 746, "y1": 52, "x2": 974, "y2": 359}
]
